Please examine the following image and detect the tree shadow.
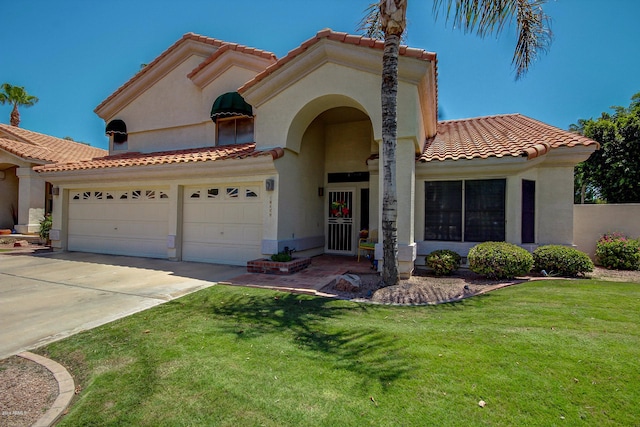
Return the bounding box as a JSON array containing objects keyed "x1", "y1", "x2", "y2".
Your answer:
[{"x1": 195, "y1": 287, "x2": 414, "y2": 388}]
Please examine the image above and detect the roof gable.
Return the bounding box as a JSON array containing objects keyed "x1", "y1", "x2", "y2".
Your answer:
[
  {"x1": 188, "y1": 43, "x2": 277, "y2": 89},
  {"x1": 239, "y1": 29, "x2": 436, "y2": 95},
  {"x1": 419, "y1": 114, "x2": 599, "y2": 162},
  {"x1": 0, "y1": 124, "x2": 107, "y2": 164},
  {"x1": 95, "y1": 33, "x2": 275, "y2": 119}
]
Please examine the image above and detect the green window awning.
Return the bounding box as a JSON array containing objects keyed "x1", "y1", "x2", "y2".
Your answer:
[
  {"x1": 210, "y1": 92, "x2": 253, "y2": 123},
  {"x1": 105, "y1": 119, "x2": 127, "y2": 144}
]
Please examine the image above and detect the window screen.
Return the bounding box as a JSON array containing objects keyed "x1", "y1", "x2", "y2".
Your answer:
[
  {"x1": 464, "y1": 179, "x2": 506, "y2": 242},
  {"x1": 424, "y1": 181, "x2": 462, "y2": 241}
]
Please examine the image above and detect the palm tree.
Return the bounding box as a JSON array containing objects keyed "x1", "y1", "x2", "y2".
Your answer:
[
  {"x1": 363, "y1": 0, "x2": 552, "y2": 287},
  {"x1": 0, "y1": 83, "x2": 39, "y2": 127}
]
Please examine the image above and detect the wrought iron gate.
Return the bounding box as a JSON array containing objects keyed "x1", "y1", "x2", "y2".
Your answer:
[{"x1": 327, "y1": 189, "x2": 354, "y2": 253}]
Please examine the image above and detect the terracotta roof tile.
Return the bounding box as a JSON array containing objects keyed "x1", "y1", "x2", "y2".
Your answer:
[
  {"x1": 0, "y1": 124, "x2": 107, "y2": 164},
  {"x1": 418, "y1": 114, "x2": 599, "y2": 162},
  {"x1": 239, "y1": 28, "x2": 436, "y2": 94},
  {"x1": 96, "y1": 33, "x2": 274, "y2": 114},
  {"x1": 34, "y1": 143, "x2": 284, "y2": 173}
]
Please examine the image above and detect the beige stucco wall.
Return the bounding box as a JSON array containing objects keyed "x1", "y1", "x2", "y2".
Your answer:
[
  {"x1": 574, "y1": 204, "x2": 640, "y2": 260},
  {"x1": 536, "y1": 166, "x2": 575, "y2": 246},
  {"x1": 246, "y1": 62, "x2": 426, "y2": 152},
  {"x1": 0, "y1": 166, "x2": 19, "y2": 229},
  {"x1": 413, "y1": 156, "x2": 578, "y2": 264},
  {"x1": 109, "y1": 59, "x2": 261, "y2": 153}
]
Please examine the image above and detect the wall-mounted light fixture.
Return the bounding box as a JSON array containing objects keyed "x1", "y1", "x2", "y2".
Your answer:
[
  {"x1": 318, "y1": 187, "x2": 324, "y2": 197},
  {"x1": 52, "y1": 187, "x2": 60, "y2": 196},
  {"x1": 265, "y1": 179, "x2": 275, "y2": 191}
]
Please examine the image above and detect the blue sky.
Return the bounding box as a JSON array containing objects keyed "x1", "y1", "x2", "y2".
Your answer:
[{"x1": 2, "y1": 0, "x2": 639, "y2": 150}]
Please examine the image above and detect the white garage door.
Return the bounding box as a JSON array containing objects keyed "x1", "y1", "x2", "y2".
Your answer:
[
  {"x1": 183, "y1": 185, "x2": 263, "y2": 265},
  {"x1": 68, "y1": 188, "x2": 169, "y2": 258}
]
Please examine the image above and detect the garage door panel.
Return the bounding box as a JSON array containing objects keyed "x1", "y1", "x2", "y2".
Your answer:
[
  {"x1": 68, "y1": 188, "x2": 169, "y2": 258},
  {"x1": 183, "y1": 185, "x2": 263, "y2": 265}
]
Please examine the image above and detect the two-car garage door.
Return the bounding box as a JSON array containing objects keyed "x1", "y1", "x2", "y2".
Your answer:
[{"x1": 67, "y1": 185, "x2": 263, "y2": 265}]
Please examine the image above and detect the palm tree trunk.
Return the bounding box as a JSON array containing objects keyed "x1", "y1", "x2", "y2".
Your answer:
[
  {"x1": 380, "y1": 32, "x2": 400, "y2": 287},
  {"x1": 10, "y1": 104, "x2": 20, "y2": 127}
]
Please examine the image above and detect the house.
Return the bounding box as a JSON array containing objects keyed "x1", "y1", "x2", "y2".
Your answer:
[
  {"x1": 0, "y1": 124, "x2": 106, "y2": 233},
  {"x1": 35, "y1": 30, "x2": 598, "y2": 278}
]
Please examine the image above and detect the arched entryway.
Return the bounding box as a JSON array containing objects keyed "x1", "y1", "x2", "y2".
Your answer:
[{"x1": 299, "y1": 106, "x2": 376, "y2": 255}]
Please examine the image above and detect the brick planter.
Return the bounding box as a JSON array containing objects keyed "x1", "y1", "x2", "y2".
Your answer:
[{"x1": 247, "y1": 257, "x2": 312, "y2": 275}]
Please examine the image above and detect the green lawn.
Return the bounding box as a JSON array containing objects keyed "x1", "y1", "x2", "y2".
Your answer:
[{"x1": 41, "y1": 279, "x2": 640, "y2": 426}]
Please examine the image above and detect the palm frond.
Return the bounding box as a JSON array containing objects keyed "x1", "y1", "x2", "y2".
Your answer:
[
  {"x1": 359, "y1": 2, "x2": 385, "y2": 40},
  {"x1": 433, "y1": 0, "x2": 552, "y2": 79}
]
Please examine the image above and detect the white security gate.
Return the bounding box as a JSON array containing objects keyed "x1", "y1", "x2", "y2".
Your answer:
[
  {"x1": 68, "y1": 188, "x2": 169, "y2": 258},
  {"x1": 326, "y1": 189, "x2": 354, "y2": 253},
  {"x1": 182, "y1": 184, "x2": 263, "y2": 265}
]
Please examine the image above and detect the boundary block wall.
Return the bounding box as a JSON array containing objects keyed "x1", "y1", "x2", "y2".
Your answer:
[{"x1": 573, "y1": 204, "x2": 640, "y2": 260}]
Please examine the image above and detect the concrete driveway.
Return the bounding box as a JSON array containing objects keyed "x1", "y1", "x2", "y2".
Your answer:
[{"x1": 0, "y1": 252, "x2": 244, "y2": 359}]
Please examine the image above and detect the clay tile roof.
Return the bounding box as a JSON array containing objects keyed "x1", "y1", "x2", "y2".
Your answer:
[
  {"x1": 34, "y1": 143, "x2": 284, "y2": 173},
  {"x1": 0, "y1": 124, "x2": 107, "y2": 164},
  {"x1": 419, "y1": 114, "x2": 599, "y2": 162},
  {"x1": 96, "y1": 33, "x2": 274, "y2": 113},
  {"x1": 239, "y1": 28, "x2": 436, "y2": 94}
]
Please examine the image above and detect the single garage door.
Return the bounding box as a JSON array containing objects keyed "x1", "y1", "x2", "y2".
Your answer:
[
  {"x1": 68, "y1": 188, "x2": 169, "y2": 258},
  {"x1": 183, "y1": 184, "x2": 263, "y2": 265}
]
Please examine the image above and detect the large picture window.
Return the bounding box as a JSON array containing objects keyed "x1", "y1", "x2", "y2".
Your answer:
[
  {"x1": 425, "y1": 179, "x2": 506, "y2": 242},
  {"x1": 216, "y1": 116, "x2": 254, "y2": 146}
]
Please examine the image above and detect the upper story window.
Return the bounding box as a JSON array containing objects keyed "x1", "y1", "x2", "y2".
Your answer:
[
  {"x1": 210, "y1": 92, "x2": 254, "y2": 146},
  {"x1": 216, "y1": 116, "x2": 254, "y2": 146}
]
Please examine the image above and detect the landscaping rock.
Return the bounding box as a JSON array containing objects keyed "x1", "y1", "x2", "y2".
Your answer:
[
  {"x1": 334, "y1": 274, "x2": 361, "y2": 292},
  {"x1": 13, "y1": 240, "x2": 29, "y2": 248}
]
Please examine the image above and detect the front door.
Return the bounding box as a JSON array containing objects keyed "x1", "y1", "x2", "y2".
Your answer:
[{"x1": 326, "y1": 189, "x2": 354, "y2": 254}]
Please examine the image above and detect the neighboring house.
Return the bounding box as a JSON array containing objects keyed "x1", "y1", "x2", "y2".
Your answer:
[
  {"x1": 35, "y1": 30, "x2": 598, "y2": 277},
  {"x1": 0, "y1": 124, "x2": 106, "y2": 233}
]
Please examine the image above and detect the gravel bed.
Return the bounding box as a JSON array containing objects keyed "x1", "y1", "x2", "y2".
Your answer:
[{"x1": 0, "y1": 356, "x2": 58, "y2": 427}]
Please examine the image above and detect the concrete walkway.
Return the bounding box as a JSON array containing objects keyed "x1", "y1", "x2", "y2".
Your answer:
[{"x1": 0, "y1": 252, "x2": 243, "y2": 359}]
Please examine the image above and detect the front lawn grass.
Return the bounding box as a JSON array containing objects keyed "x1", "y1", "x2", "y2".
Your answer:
[{"x1": 41, "y1": 279, "x2": 640, "y2": 426}]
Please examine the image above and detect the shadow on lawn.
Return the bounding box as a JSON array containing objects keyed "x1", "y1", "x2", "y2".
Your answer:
[{"x1": 202, "y1": 287, "x2": 415, "y2": 388}]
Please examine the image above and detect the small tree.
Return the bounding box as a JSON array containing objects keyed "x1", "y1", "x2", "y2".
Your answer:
[
  {"x1": 0, "y1": 83, "x2": 39, "y2": 127},
  {"x1": 573, "y1": 92, "x2": 640, "y2": 203}
]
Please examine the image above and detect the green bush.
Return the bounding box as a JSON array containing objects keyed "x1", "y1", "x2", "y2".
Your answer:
[
  {"x1": 39, "y1": 213, "x2": 52, "y2": 242},
  {"x1": 426, "y1": 249, "x2": 461, "y2": 276},
  {"x1": 533, "y1": 245, "x2": 594, "y2": 277},
  {"x1": 468, "y1": 242, "x2": 533, "y2": 279},
  {"x1": 595, "y1": 233, "x2": 640, "y2": 270},
  {"x1": 270, "y1": 252, "x2": 292, "y2": 262}
]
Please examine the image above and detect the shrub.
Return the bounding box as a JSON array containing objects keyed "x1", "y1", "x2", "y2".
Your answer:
[
  {"x1": 39, "y1": 214, "x2": 52, "y2": 242},
  {"x1": 468, "y1": 242, "x2": 533, "y2": 279},
  {"x1": 595, "y1": 233, "x2": 640, "y2": 270},
  {"x1": 426, "y1": 249, "x2": 461, "y2": 276},
  {"x1": 270, "y1": 252, "x2": 292, "y2": 262},
  {"x1": 533, "y1": 245, "x2": 594, "y2": 277}
]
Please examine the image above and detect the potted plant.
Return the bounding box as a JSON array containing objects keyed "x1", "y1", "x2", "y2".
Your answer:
[{"x1": 39, "y1": 213, "x2": 52, "y2": 245}]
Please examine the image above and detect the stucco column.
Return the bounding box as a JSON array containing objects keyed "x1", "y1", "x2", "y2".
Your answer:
[
  {"x1": 375, "y1": 138, "x2": 417, "y2": 279},
  {"x1": 15, "y1": 167, "x2": 46, "y2": 234},
  {"x1": 49, "y1": 187, "x2": 67, "y2": 250},
  {"x1": 167, "y1": 184, "x2": 183, "y2": 260},
  {"x1": 395, "y1": 137, "x2": 417, "y2": 278}
]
